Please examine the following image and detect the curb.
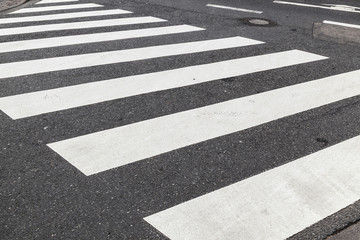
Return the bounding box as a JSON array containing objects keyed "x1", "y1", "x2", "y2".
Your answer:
[
  {"x1": 0, "y1": 0, "x2": 28, "y2": 12},
  {"x1": 313, "y1": 21, "x2": 360, "y2": 46}
]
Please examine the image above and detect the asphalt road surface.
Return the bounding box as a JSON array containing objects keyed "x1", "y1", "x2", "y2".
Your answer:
[{"x1": 1, "y1": 0, "x2": 360, "y2": 239}]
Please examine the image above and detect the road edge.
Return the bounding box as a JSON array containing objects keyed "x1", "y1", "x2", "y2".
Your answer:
[{"x1": 313, "y1": 21, "x2": 360, "y2": 46}]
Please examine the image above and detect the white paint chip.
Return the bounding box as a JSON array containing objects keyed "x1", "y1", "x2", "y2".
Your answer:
[
  {"x1": 0, "y1": 50, "x2": 324, "y2": 119},
  {"x1": 145, "y1": 135, "x2": 360, "y2": 240},
  {"x1": 47, "y1": 70, "x2": 360, "y2": 176}
]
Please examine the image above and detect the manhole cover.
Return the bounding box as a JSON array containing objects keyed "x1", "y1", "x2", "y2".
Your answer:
[{"x1": 239, "y1": 18, "x2": 277, "y2": 27}]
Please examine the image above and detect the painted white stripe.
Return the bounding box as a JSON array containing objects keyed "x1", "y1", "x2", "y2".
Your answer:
[
  {"x1": 274, "y1": 0, "x2": 360, "y2": 13},
  {"x1": 0, "y1": 36, "x2": 263, "y2": 79},
  {"x1": 0, "y1": 25, "x2": 204, "y2": 53},
  {"x1": 37, "y1": 0, "x2": 78, "y2": 4},
  {"x1": 144, "y1": 135, "x2": 360, "y2": 240},
  {"x1": 9, "y1": 3, "x2": 102, "y2": 14},
  {"x1": 322, "y1": 4, "x2": 359, "y2": 11},
  {"x1": 207, "y1": 4, "x2": 263, "y2": 14},
  {"x1": 323, "y1": 20, "x2": 360, "y2": 29},
  {"x1": 0, "y1": 16, "x2": 166, "y2": 36},
  {"x1": 324, "y1": 4, "x2": 360, "y2": 8},
  {"x1": 47, "y1": 70, "x2": 360, "y2": 176},
  {"x1": 0, "y1": 9, "x2": 132, "y2": 24},
  {"x1": 0, "y1": 50, "x2": 325, "y2": 119}
]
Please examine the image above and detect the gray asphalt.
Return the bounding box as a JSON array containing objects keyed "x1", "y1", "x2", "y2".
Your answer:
[{"x1": 0, "y1": 0, "x2": 360, "y2": 239}]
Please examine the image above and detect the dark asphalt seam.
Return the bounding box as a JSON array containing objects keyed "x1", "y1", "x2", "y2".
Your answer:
[
  {"x1": 327, "y1": 218, "x2": 360, "y2": 238},
  {"x1": 292, "y1": 97, "x2": 360, "y2": 127}
]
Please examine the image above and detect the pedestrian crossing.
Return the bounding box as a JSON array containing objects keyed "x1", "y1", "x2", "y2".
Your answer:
[
  {"x1": 0, "y1": 0, "x2": 359, "y2": 239},
  {"x1": 9, "y1": 3, "x2": 103, "y2": 14},
  {"x1": 0, "y1": 16, "x2": 167, "y2": 36},
  {"x1": 145, "y1": 135, "x2": 360, "y2": 240},
  {"x1": 0, "y1": 25, "x2": 203, "y2": 53},
  {"x1": 47, "y1": 69, "x2": 359, "y2": 176},
  {"x1": 0, "y1": 9, "x2": 132, "y2": 24},
  {"x1": 0, "y1": 50, "x2": 324, "y2": 119},
  {"x1": 0, "y1": 36, "x2": 263, "y2": 79}
]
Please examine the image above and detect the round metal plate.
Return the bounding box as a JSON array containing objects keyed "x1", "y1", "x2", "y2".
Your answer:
[{"x1": 239, "y1": 18, "x2": 278, "y2": 27}]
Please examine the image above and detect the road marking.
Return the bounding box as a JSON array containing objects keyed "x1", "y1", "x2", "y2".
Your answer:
[
  {"x1": 323, "y1": 20, "x2": 360, "y2": 29},
  {"x1": 0, "y1": 50, "x2": 324, "y2": 119},
  {"x1": 0, "y1": 9, "x2": 132, "y2": 24},
  {"x1": 206, "y1": 4, "x2": 263, "y2": 14},
  {"x1": 37, "y1": 0, "x2": 78, "y2": 4},
  {"x1": 9, "y1": 3, "x2": 102, "y2": 14},
  {"x1": 322, "y1": 4, "x2": 360, "y2": 12},
  {"x1": 0, "y1": 16, "x2": 166, "y2": 36},
  {"x1": 144, "y1": 135, "x2": 360, "y2": 240},
  {"x1": 47, "y1": 70, "x2": 360, "y2": 176},
  {"x1": 0, "y1": 36, "x2": 263, "y2": 79},
  {"x1": 273, "y1": 1, "x2": 360, "y2": 13},
  {"x1": 0, "y1": 25, "x2": 203, "y2": 53}
]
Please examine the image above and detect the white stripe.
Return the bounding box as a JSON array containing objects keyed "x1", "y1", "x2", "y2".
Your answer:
[
  {"x1": 0, "y1": 9, "x2": 132, "y2": 24},
  {"x1": 322, "y1": 4, "x2": 360, "y2": 9},
  {"x1": 37, "y1": 0, "x2": 78, "y2": 4},
  {"x1": 0, "y1": 50, "x2": 325, "y2": 119},
  {"x1": 36, "y1": 0, "x2": 78, "y2": 4},
  {"x1": 144, "y1": 135, "x2": 360, "y2": 240},
  {"x1": 0, "y1": 25, "x2": 203, "y2": 53},
  {"x1": 47, "y1": 70, "x2": 360, "y2": 176},
  {"x1": 0, "y1": 16, "x2": 166, "y2": 36},
  {"x1": 207, "y1": 4, "x2": 263, "y2": 14},
  {"x1": 323, "y1": 20, "x2": 360, "y2": 29},
  {"x1": 9, "y1": 3, "x2": 102, "y2": 14},
  {"x1": 322, "y1": 4, "x2": 359, "y2": 11},
  {"x1": 273, "y1": 0, "x2": 360, "y2": 13},
  {"x1": 0, "y1": 36, "x2": 263, "y2": 79}
]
